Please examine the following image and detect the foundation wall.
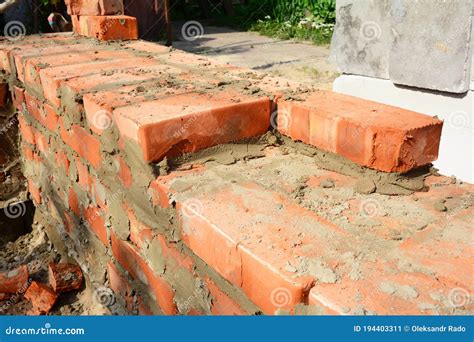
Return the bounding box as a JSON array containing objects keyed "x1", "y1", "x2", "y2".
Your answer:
[{"x1": 1, "y1": 32, "x2": 470, "y2": 316}]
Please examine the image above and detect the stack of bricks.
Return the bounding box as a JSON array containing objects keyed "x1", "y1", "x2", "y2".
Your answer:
[
  {"x1": 65, "y1": 0, "x2": 138, "y2": 41},
  {"x1": 1, "y1": 32, "x2": 472, "y2": 316}
]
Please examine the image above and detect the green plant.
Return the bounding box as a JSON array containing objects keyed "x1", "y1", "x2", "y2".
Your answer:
[
  {"x1": 40, "y1": 0, "x2": 60, "y2": 5},
  {"x1": 267, "y1": 0, "x2": 335, "y2": 24},
  {"x1": 190, "y1": 0, "x2": 337, "y2": 45},
  {"x1": 245, "y1": 0, "x2": 336, "y2": 45}
]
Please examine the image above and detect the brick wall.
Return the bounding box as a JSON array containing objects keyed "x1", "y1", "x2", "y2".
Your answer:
[{"x1": 1, "y1": 31, "x2": 471, "y2": 315}]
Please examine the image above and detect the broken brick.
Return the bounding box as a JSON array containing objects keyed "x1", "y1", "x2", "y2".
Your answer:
[
  {"x1": 24, "y1": 281, "x2": 58, "y2": 315},
  {"x1": 48, "y1": 263, "x2": 84, "y2": 293},
  {"x1": 0, "y1": 265, "x2": 29, "y2": 294}
]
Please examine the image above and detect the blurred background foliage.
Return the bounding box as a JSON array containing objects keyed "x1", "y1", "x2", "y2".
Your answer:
[{"x1": 172, "y1": 0, "x2": 336, "y2": 45}]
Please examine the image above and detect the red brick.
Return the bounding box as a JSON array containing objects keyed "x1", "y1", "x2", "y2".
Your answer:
[
  {"x1": 68, "y1": 187, "x2": 80, "y2": 216},
  {"x1": 22, "y1": 145, "x2": 35, "y2": 161},
  {"x1": 66, "y1": 0, "x2": 123, "y2": 15},
  {"x1": 40, "y1": 57, "x2": 156, "y2": 107},
  {"x1": 205, "y1": 278, "x2": 246, "y2": 315},
  {"x1": 116, "y1": 156, "x2": 133, "y2": 188},
  {"x1": 149, "y1": 180, "x2": 172, "y2": 209},
  {"x1": 59, "y1": 119, "x2": 102, "y2": 169},
  {"x1": 82, "y1": 74, "x2": 183, "y2": 135},
  {"x1": 24, "y1": 281, "x2": 57, "y2": 315},
  {"x1": 0, "y1": 265, "x2": 29, "y2": 294},
  {"x1": 28, "y1": 179, "x2": 42, "y2": 204},
  {"x1": 24, "y1": 92, "x2": 42, "y2": 117},
  {"x1": 149, "y1": 166, "x2": 204, "y2": 209},
  {"x1": 128, "y1": 209, "x2": 153, "y2": 249},
  {"x1": 75, "y1": 156, "x2": 92, "y2": 189},
  {"x1": 84, "y1": 206, "x2": 108, "y2": 247},
  {"x1": 79, "y1": 15, "x2": 138, "y2": 41},
  {"x1": 0, "y1": 83, "x2": 9, "y2": 107},
  {"x1": 33, "y1": 130, "x2": 48, "y2": 154},
  {"x1": 155, "y1": 235, "x2": 194, "y2": 272},
  {"x1": 0, "y1": 293, "x2": 11, "y2": 301},
  {"x1": 99, "y1": 0, "x2": 124, "y2": 15},
  {"x1": 111, "y1": 232, "x2": 177, "y2": 314},
  {"x1": 277, "y1": 91, "x2": 443, "y2": 173},
  {"x1": 0, "y1": 37, "x2": 79, "y2": 75},
  {"x1": 48, "y1": 263, "x2": 83, "y2": 293},
  {"x1": 55, "y1": 150, "x2": 70, "y2": 175},
  {"x1": 107, "y1": 262, "x2": 135, "y2": 312},
  {"x1": 13, "y1": 43, "x2": 92, "y2": 83},
  {"x1": 18, "y1": 115, "x2": 35, "y2": 146},
  {"x1": 123, "y1": 40, "x2": 171, "y2": 55},
  {"x1": 176, "y1": 181, "x2": 325, "y2": 314},
  {"x1": 23, "y1": 49, "x2": 134, "y2": 89},
  {"x1": 0, "y1": 34, "x2": 76, "y2": 73},
  {"x1": 12, "y1": 85, "x2": 25, "y2": 112},
  {"x1": 71, "y1": 15, "x2": 81, "y2": 34},
  {"x1": 66, "y1": 0, "x2": 99, "y2": 15},
  {"x1": 63, "y1": 212, "x2": 75, "y2": 235},
  {"x1": 0, "y1": 45, "x2": 14, "y2": 73},
  {"x1": 113, "y1": 90, "x2": 270, "y2": 162}
]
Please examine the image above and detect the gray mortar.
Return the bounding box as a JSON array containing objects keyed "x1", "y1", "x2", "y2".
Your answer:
[
  {"x1": 107, "y1": 192, "x2": 130, "y2": 240},
  {"x1": 12, "y1": 37, "x2": 473, "y2": 316},
  {"x1": 161, "y1": 138, "x2": 464, "y2": 308},
  {"x1": 280, "y1": 135, "x2": 430, "y2": 196}
]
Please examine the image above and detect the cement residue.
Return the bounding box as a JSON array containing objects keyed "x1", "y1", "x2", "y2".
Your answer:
[
  {"x1": 281, "y1": 136, "x2": 430, "y2": 196},
  {"x1": 299, "y1": 258, "x2": 339, "y2": 284},
  {"x1": 169, "y1": 132, "x2": 278, "y2": 169},
  {"x1": 379, "y1": 281, "x2": 419, "y2": 300},
  {"x1": 164, "y1": 141, "x2": 449, "y2": 301}
]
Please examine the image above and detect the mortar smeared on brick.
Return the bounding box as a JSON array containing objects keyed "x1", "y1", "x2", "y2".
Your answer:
[{"x1": 1, "y1": 32, "x2": 472, "y2": 316}]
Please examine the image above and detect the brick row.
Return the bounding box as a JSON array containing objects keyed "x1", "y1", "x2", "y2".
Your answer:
[{"x1": 277, "y1": 91, "x2": 443, "y2": 173}]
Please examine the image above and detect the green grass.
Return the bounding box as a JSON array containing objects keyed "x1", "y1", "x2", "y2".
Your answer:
[
  {"x1": 248, "y1": 17, "x2": 334, "y2": 45},
  {"x1": 208, "y1": 0, "x2": 335, "y2": 45}
]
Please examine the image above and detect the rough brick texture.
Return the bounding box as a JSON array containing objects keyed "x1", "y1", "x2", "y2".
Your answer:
[
  {"x1": 2, "y1": 33, "x2": 468, "y2": 317},
  {"x1": 0, "y1": 266, "x2": 29, "y2": 294},
  {"x1": 79, "y1": 15, "x2": 138, "y2": 41},
  {"x1": 24, "y1": 281, "x2": 58, "y2": 315},
  {"x1": 277, "y1": 91, "x2": 443, "y2": 173},
  {"x1": 66, "y1": 0, "x2": 124, "y2": 15}
]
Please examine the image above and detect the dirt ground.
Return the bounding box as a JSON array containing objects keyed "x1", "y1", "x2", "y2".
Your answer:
[
  {"x1": 172, "y1": 24, "x2": 339, "y2": 90},
  {"x1": 0, "y1": 212, "x2": 105, "y2": 315}
]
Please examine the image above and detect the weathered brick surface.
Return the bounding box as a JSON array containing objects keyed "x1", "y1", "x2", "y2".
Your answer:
[
  {"x1": 0, "y1": 265, "x2": 29, "y2": 294},
  {"x1": 79, "y1": 15, "x2": 138, "y2": 41},
  {"x1": 4, "y1": 33, "x2": 469, "y2": 317},
  {"x1": 277, "y1": 91, "x2": 443, "y2": 173},
  {"x1": 111, "y1": 232, "x2": 177, "y2": 315},
  {"x1": 24, "y1": 281, "x2": 58, "y2": 315},
  {"x1": 48, "y1": 263, "x2": 84, "y2": 293},
  {"x1": 113, "y1": 90, "x2": 270, "y2": 162},
  {"x1": 66, "y1": 0, "x2": 124, "y2": 15}
]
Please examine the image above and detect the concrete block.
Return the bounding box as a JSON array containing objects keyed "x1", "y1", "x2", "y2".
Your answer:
[
  {"x1": 389, "y1": 0, "x2": 473, "y2": 93},
  {"x1": 330, "y1": 0, "x2": 391, "y2": 79},
  {"x1": 333, "y1": 74, "x2": 474, "y2": 183}
]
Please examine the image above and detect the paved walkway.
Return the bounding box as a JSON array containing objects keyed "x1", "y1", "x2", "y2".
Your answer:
[{"x1": 172, "y1": 24, "x2": 338, "y2": 90}]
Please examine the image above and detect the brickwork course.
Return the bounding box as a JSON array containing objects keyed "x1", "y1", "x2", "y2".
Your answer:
[{"x1": 0, "y1": 24, "x2": 473, "y2": 315}]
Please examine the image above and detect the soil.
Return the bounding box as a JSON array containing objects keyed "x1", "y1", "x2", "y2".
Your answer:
[{"x1": 0, "y1": 217, "x2": 87, "y2": 315}]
